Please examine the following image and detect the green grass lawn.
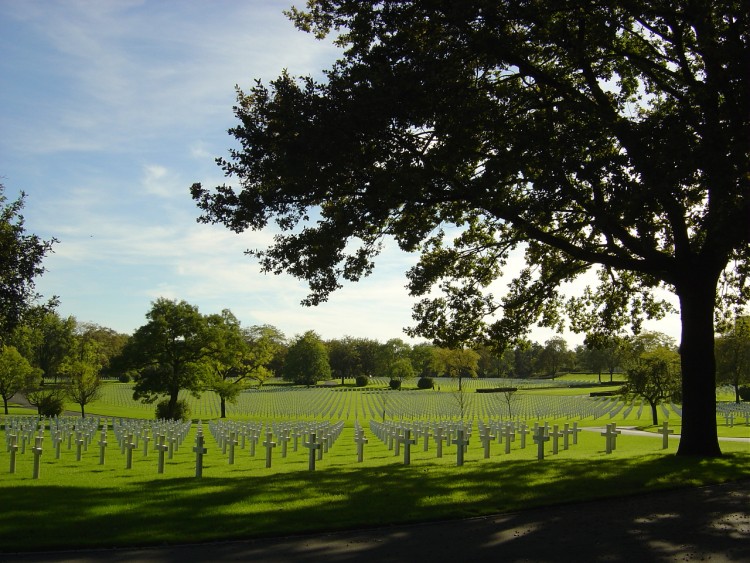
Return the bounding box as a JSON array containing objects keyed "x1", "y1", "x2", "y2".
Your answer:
[
  {"x1": 0, "y1": 420, "x2": 748, "y2": 553},
  {"x1": 2, "y1": 381, "x2": 748, "y2": 553}
]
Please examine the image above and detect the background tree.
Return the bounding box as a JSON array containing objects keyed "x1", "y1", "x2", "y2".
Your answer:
[
  {"x1": 536, "y1": 337, "x2": 572, "y2": 379},
  {"x1": 327, "y1": 336, "x2": 362, "y2": 385},
  {"x1": 715, "y1": 317, "x2": 750, "y2": 403},
  {"x1": 512, "y1": 340, "x2": 541, "y2": 379},
  {"x1": 389, "y1": 357, "x2": 415, "y2": 388},
  {"x1": 476, "y1": 344, "x2": 512, "y2": 378},
  {"x1": 0, "y1": 344, "x2": 40, "y2": 414},
  {"x1": 74, "y1": 322, "x2": 129, "y2": 379},
  {"x1": 0, "y1": 183, "x2": 56, "y2": 342},
  {"x1": 283, "y1": 330, "x2": 331, "y2": 385},
  {"x1": 245, "y1": 324, "x2": 287, "y2": 378},
  {"x1": 409, "y1": 342, "x2": 438, "y2": 379},
  {"x1": 202, "y1": 309, "x2": 249, "y2": 418},
  {"x1": 242, "y1": 324, "x2": 285, "y2": 387},
  {"x1": 11, "y1": 308, "x2": 75, "y2": 383},
  {"x1": 622, "y1": 346, "x2": 682, "y2": 425},
  {"x1": 433, "y1": 347, "x2": 479, "y2": 419},
  {"x1": 116, "y1": 298, "x2": 212, "y2": 420},
  {"x1": 192, "y1": 1, "x2": 748, "y2": 456},
  {"x1": 61, "y1": 358, "x2": 102, "y2": 418},
  {"x1": 353, "y1": 338, "x2": 382, "y2": 378}
]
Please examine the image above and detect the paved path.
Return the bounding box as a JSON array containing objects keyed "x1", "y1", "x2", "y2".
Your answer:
[
  {"x1": 4, "y1": 480, "x2": 748, "y2": 563},
  {"x1": 582, "y1": 425, "x2": 750, "y2": 443}
]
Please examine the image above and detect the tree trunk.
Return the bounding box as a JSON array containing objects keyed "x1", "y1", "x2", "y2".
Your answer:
[
  {"x1": 220, "y1": 397, "x2": 226, "y2": 418},
  {"x1": 675, "y1": 275, "x2": 722, "y2": 456},
  {"x1": 3, "y1": 397, "x2": 7, "y2": 415},
  {"x1": 81, "y1": 404, "x2": 85, "y2": 418},
  {"x1": 168, "y1": 390, "x2": 179, "y2": 420},
  {"x1": 650, "y1": 401, "x2": 658, "y2": 426}
]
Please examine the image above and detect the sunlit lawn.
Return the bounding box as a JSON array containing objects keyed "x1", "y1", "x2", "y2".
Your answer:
[
  {"x1": 1, "y1": 420, "x2": 748, "y2": 552},
  {"x1": 2, "y1": 378, "x2": 747, "y2": 552}
]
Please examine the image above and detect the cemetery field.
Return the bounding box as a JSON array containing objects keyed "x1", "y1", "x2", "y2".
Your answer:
[
  {"x1": 0, "y1": 419, "x2": 748, "y2": 553},
  {"x1": 2, "y1": 381, "x2": 748, "y2": 552}
]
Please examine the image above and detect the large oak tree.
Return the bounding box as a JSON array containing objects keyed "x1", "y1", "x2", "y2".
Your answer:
[{"x1": 192, "y1": 1, "x2": 749, "y2": 456}]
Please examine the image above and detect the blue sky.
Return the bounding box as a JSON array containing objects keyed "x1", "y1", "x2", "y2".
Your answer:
[{"x1": 0, "y1": 0, "x2": 681, "y2": 345}]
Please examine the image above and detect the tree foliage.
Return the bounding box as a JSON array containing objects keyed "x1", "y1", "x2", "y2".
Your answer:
[
  {"x1": 0, "y1": 345, "x2": 40, "y2": 414},
  {"x1": 61, "y1": 358, "x2": 102, "y2": 418},
  {"x1": 117, "y1": 298, "x2": 212, "y2": 420},
  {"x1": 10, "y1": 308, "x2": 75, "y2": 382},
  {"x1": 283, "y1": 330, "x2": 331, "y2": 385},
  {"x1": 0, "y1": 184, "x2": 56, "y2": 341},
  {"x1": 715, "y1": 317, "x2": 750, "y2": 403},
  {"x1": 622, "y1": 345, "x2": 682, "y2": 425},
  {"x1": 193, "y1": 1, "x2": 748, "y2": 456}
]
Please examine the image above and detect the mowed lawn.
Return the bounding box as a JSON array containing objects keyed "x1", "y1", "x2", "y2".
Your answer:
[{"x1": 1, "y1": 380, "x2": 748, "y2": 552}]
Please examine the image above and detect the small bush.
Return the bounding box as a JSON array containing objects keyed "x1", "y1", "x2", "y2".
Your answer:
[
  {"x1": 355, "y1": 375, "x2": 369, "y2": 387},
  {"x1": 417, "y1": 376, "x2": 434, "y2": 389},
  {"x1": 389, "y1": 379, "x2": 401, "y2": 390},
  {"x1": 118, "y1": 373, "x2": 131, "y2": 383},
  {"x1": 155, "y1": 399, "x2": 190, "y2": 421},
  {"x1": 37, "y1": 394, "x2": 65, "y2": 417},
  {"x1": 739, "y1": 385, "x2": 750, "y2": 402}
]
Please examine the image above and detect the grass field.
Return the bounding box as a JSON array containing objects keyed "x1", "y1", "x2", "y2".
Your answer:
[{"x1": 1, "y1": 379, "x2": 748, "y2": 553}]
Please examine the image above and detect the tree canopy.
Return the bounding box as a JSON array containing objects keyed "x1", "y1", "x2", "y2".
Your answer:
[
  {"x1": 117, "y1": 298, "x2": 213, "y2": 419},
  {"x1": 192, "y1": 1, "x2": 749, "y2": 456},
  {"x1": 284, "y1": 330, "x2": 331, "y2": 385},
  {"x1": 0, "y1": 184, "x2": 56, "y2": 342}
]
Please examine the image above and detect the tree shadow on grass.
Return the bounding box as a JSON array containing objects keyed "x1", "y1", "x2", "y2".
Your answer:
[{"x1": 1, "y1": 453, "x2": 748, "y2": 560}]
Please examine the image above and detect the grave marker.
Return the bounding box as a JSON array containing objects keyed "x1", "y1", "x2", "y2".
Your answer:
[
  {"x1": 354, "y1": 428, "x2": 368, "y2": 463},
  {"x1": 75, "y1": 431, "x2": 84, "y2": 462},
  {"x1": 479, "y1": 429, "x2": 495, "y2": 459},
  {"x1": 503, "y1": 425, "x2": 515, "y2": 454},
  {"x1": 551, "y1": 425, "x2": 563, "y2": 455},
  {"x1": 601, "y1": 423, "x2": 621, "y2": 454},
  {"x1": 156, "y1": 435, "x2": 168, "y2": 474},
  {"x1": 304, "y1": 432, "x2": 322, "y2": 471},
  {"x1": 98, "y1": 430, "x2": 107, "y2": 465},
  {"x1": 452, "y1": 429, "x2": 469, "y2": 467},
  {"x1": 125, "y1": 434, "x2": 136, "y2": 469},
  {"x1": 657, "y1": 421, "x2": 674, "y2": 450},
  {"x1": 8, "y1": 434, "x2": 18, "y2": 474},
  {"x1": 193, "y1": 434, "x2": 208, "y2": 478},
  {"x1": 533, "y1": 426, "x2": 549, "y2": 461},
  {"x1": 32, "y1": 436, "x2": 43, "y2": 479},
  {"x1": 263, "y1": 431, "x2": 276, "y2": 468},
  {"x1": 399, "y1": 429, "x2": 416, "y2": 465},
  {"x1": 228, "y1": 432, "x2": 238, "y2": 465}
]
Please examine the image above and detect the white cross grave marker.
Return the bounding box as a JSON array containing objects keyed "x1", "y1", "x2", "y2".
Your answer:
[
  {"x1": 533, "y1": 426, "x2": 549, "y2": 461},
  {"x1": 304, "y1": 432, "x2": 322, "y2": 471},
  {"x1": 452, "y1": 429, "x2": 469, "y2": 467},
  {"x1": 658, "y1": 421, "x2": 674, "y2": 450},
  {"x1": 263, "y1": 431, "x2": 276, "y2": 468},
  {"x1": 194, "y1": 434, "x2": 208, "y2": 478}
]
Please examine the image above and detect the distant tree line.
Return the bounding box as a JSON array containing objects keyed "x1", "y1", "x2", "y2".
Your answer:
[{"x1": 1, "y1": 294, "x2": 747, "y2": 421}]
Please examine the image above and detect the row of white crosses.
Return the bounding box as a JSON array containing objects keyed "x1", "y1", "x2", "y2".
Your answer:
[
  {"x1": 368, "y1": 419, "x2": 474, "y2": 466},
  {"x1": 716, "y1": 402, "x2": 750, "y2": 427},
  {"x1": 368, "y1": 418, "x2": 591, "y2": 464},
  {"x1": 206, "y1": 419, "x2": 345, "y2": 471}
]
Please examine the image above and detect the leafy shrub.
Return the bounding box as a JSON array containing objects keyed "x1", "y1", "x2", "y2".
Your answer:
[
  {"x1": 155, "y1": 398, "x2": 190, "y2": 421},
  {"x1": 417, "y1": 376, "x2": 434, "y2": 389},
  {"x1": 389, "y1": 378, "x2": 401, "y2": 390},
  {"x1": 355, "y1": 375, "x2": 369, "y2": 387},
  {"x1": 37, "y1": 393, "x2": 65, "y2": 417},
  {"x1": 739, "y1": 385, "x2": 750, "y2": 402},
  {"x1": 118, "y1": 373, "x2": 131, "y2": 383}
]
